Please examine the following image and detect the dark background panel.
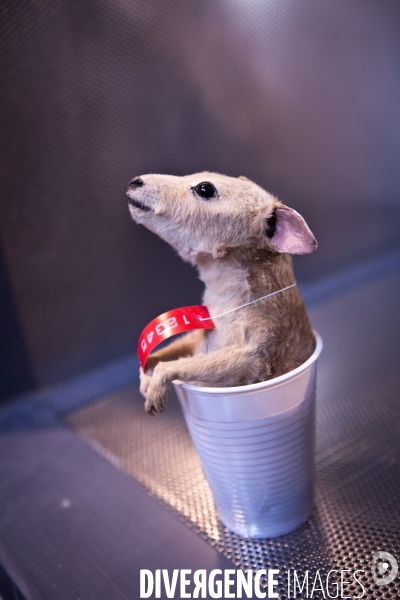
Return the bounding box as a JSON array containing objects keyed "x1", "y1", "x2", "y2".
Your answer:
[
  {"x1": 1, "y1": 0, "x2": 400, "y2": 393},
  {"x1": 0, "y1": 244, "x2": 34, "y2": 400}
]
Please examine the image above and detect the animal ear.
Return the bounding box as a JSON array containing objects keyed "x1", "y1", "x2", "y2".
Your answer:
[{"x1": 266, "y1": 206, "x2": 317, "y2": 254}]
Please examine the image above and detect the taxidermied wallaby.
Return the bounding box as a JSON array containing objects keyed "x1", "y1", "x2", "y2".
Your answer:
[{"x1": 127, "y1": 172, "x2": 317, "y2": 415}]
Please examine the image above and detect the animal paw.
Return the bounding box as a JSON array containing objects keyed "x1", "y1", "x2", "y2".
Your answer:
[
  {"x1": 144, "y1": 388, "x2": 168, "y2": 415},
  {"x1": 144, "y1": 366, "x2": 170, "y2": 415}
]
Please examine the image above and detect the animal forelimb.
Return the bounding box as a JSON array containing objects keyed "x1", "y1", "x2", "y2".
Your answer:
[{"x1": 143, "y1": 346, "x2": 265, "y2": 415}]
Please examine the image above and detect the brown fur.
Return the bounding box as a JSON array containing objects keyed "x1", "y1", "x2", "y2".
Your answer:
[{"x1": 127, "y1": 172, "x2": 317, "y2": 414}]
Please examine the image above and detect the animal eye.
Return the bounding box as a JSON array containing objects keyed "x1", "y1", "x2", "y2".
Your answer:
[{"x1": 193, "y1": 181, "x2": 217, "y2": 199}]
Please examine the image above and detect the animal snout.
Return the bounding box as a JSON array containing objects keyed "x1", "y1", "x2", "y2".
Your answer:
[{"x1": 128, "y1": 177, "x2": 144, "y2": 188}]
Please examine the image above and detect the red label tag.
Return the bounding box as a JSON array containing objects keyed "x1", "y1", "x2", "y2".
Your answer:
[{"x1": 138, "y1": 305, "x2": 215, "y2": 370}]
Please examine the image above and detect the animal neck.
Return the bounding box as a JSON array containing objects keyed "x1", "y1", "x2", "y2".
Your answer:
[{"x1": 196, "y1": 248, "x2": 295, "y2": 312}]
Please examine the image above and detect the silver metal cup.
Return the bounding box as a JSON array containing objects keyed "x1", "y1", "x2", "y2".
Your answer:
[{"x1": 173, "y1": 333, "x2": 323, "y2": 538}]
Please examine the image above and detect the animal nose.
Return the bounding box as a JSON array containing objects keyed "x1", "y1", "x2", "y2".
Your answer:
[{"x1": 128, "y1": 178, "x2": 144, "y2": 188}]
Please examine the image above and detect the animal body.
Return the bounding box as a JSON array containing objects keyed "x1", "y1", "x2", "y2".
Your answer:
[{"x1": 127, "y1": 172, "x2": 317, "y2": 415}]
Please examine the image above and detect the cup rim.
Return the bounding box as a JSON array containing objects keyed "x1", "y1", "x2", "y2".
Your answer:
[{"x1": 173, "y1": 331, "x2": 322, "y2": 395}]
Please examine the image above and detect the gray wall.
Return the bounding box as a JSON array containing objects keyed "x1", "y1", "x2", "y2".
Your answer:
[{"x1": 1, "y1": 0, "x2": 400, "y2": 390}]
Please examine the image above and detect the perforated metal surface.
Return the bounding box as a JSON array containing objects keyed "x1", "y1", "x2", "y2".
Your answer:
[{"x1": 67, "y1": 272, "x2": 400, "y2": 598}]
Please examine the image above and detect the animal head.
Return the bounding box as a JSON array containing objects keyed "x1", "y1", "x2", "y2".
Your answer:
[{"x1": 127, "y1": 172, "x2": 317, "y2": 262}]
